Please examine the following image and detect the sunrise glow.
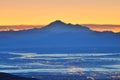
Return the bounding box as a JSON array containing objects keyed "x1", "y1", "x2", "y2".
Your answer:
[{"x1": 0, "y1": 0, "x2": 120, "y2": 25}]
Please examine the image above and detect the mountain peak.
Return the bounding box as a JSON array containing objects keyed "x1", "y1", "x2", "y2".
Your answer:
[
  {"x1": 49, "y1": 20, "x2": 66, "y2": 26},
  {"x1": 40, "y1": 20, "x2": 91, "y2": 33},
  {"x1": 53, "y1": 20, "x2": 65, "y2": 23}
]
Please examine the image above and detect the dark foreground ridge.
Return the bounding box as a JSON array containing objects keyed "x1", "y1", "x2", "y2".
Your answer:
[
  {"x1": 0, "y1": 72, "x2": 37, "y2": 80},
  {"x1": 0, "y1": 72, "x2": 120, "y2": 80}
]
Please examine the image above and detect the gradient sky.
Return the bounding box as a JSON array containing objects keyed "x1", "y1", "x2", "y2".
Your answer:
[{"x1": 0, "y1": 0, "x2": 120, "y2": 25}]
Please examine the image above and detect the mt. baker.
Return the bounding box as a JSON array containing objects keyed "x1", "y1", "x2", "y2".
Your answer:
[{"x1": 0, "y1": 20, "x2": 120, "y2": 53}]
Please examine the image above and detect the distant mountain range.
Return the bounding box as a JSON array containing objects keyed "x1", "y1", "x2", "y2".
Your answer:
[
  {"x1": 83, "y1": 24, "x2": 120, "y2": 33},
  {"x1": 0, "y1": 20, "x2": 120, "y2": 53},
  {"x1": 0, "y1": 22, "x2": 120, "y2": 33},
  {"x1": 0, "y1": 25, "x2": 43, "y2": 31}
]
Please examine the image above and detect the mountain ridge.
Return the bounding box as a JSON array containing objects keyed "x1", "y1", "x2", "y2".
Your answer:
[
  {"x1": 0, "y1": 20, "x2": 120, "y2": 34},
  {"x1": 0, "y1": 20, "x2": 120, "y2": 53}
]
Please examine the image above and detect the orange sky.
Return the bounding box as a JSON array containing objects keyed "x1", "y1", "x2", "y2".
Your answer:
[{"x1": 0, "y1": 0, "x2": 120, "y2": 25}]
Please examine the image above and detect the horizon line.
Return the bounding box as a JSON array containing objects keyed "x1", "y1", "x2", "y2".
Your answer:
[
  {"x1": 1, "y1": 24, "x2": 120, "y2": 26},
  {"x1": 0, "y1": 20, "x2": 120, "y2": 26}
]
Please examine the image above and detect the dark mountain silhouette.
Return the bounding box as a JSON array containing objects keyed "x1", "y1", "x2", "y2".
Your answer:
[
  {"x1": 0, "y1": 72, "x2": 37, "y2": 80},
  {"x1": 0, "y1": 20, "x2": 120, "y2": 53}
]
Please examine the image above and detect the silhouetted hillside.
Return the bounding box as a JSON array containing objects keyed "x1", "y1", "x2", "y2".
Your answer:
[{"x1": 0, "y1": 72, "x2": 37, "y2": 80}]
